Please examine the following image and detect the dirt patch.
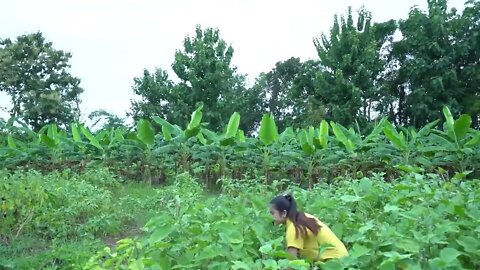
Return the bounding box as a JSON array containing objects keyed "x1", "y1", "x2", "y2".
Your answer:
[{"x1": 102, "y1": 226, "x2": 143, "y2": 248}]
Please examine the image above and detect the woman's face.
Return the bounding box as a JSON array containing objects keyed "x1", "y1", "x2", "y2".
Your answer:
[{"x1": 269, "y1": 204, "x2": 287, "y2": 225}]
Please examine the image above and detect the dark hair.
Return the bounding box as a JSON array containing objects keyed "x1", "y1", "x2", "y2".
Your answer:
[{"x1": 270, "y1": 193, "x2": 321, "y2": 239}]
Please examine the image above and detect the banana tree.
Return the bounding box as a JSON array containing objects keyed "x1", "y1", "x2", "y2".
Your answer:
[
  {"x1": 297, "y1": 120, "x2": 330, "y2": 189},
  {"x1": 277, "y1": 127, "x2": 303, "y2": 183},
  {"x1": 153, "y1": 106, "x2": 204, "y2": 173},
  {"x1": 328, "y1": 121, "x2": 364, "y2": 176},
  {"x1": 257, "y1": 113, "x2": 279, "y2": 184},
  {"x1": 134, "y1": 119, "x2": 157, "y2": 184},
  {"x1": 193, "y1": 112, "x2": 243, "y2": 185},
  {"x1": 382, "y1": 119, "x2": 434, "y2": 173},
  {"x1": 423, "y1": 106, "x2": 480, "y2": 173}
]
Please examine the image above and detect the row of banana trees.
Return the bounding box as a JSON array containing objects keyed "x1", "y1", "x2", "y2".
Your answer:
[{"x1": 1, "y1": 106, "x2": 479, "y2": 186}]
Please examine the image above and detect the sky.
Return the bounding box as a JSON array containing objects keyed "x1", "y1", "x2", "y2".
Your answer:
[{"x1": 0, "y1": 0, "x2": 467, "y2": 123}]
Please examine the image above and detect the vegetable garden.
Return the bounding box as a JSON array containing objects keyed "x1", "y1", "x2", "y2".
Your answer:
[{"x1": 1, "y1": 106, "x2": 479, "y2": 269}]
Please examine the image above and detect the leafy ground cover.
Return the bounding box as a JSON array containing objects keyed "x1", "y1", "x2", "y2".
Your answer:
[
  {"x1": 0, "y1": 169, "x2": 164, "y2": 269},
  {"x1": 85, "y1": 173, "x2": 480, "y2": 270},
  {"x1": 2, "y1": 169, "x2": 478, "y2": 269}
]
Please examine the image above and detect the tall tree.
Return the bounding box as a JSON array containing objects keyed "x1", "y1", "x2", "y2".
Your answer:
[
  {"x1": 253, "y1": 57, "x2": 302, "y2": 131},
  {"x1": 0, "y1": 32, "x2": 83, "y2": 131},
  {"x1": 314, "y1": 7, "x2": 396, "y2": 127},
  {"x1": 88, "y1": 109, "x2": 126, "y2": 131},
  {"x1": 287, "y1": 60, "x2": 326, "y2": 128},
  {"x1": 253, "y1": 58, "x2": 324, "y2": 130},
  {"x1": 129, "y1": 25, "x2": 258, "y2": 133},
  {"x1": 389, "y1": 0, "x2": 480, "y2": 128},
  {"x1": 129, "y1": 68, "x2": 174, "y2": 123}
]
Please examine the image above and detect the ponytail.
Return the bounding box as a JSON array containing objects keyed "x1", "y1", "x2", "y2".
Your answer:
[{"x1": 271, "y1": 193, "x2": 320, "y2": 238}]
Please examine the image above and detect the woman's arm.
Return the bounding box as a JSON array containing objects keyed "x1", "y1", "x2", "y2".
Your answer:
[{"x1": 287, "y1": 247, "x2": 299, "y2": 258}]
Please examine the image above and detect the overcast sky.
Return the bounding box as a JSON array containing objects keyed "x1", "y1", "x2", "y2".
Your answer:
[{"x1": 0, "y1": 0, "x2": 466, "y2": 123}]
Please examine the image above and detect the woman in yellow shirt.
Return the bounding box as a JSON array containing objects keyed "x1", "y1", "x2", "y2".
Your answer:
[{"x1": 269, "y1": 194, "x2": 349, "y2": 262}]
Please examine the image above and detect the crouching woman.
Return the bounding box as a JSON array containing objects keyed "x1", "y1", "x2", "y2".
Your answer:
[{"x1": 269, "y1": 194, "x2": 349, "y2": 263}]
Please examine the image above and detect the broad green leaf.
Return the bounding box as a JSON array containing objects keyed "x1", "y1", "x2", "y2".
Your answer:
[
  {"x1": 71, "y1": 123, "x2": 81, "y2": 142},
  {"x1": 318, "y1": 120, "x2": 329, "y2": 149},
  {"x1": 259, "y1": 114, "x2": 278, "y2": 145},
  {"x1": 37, "y1": 125, "x2": 49, "y2": 136},
  {"x1": 379, "y1": 260, "x2": 395, "y2": 270},
  {"x1": 259, "y1": 244, "x2": 273, "y2": 254},
  {"x1": 464, "y1": 132, "x2": 480, "y2": 148},
  {"x1": 443, "y1": 106, "x2": 454, "y2": 129},
  {"x1": 80, "y1": 125, "x2": 103, "y2": 150},
  {"x1": 196, "y1": 132, "x2": 207, "y2": 145},
  {"x1": 365, "y1": 117, "x2": 386, "y2": 141},
  {"x1": 417, "y1": 119, "x2": 439, "y2": 137},
  {"x1": 439, "y1": 247, "x2": 461, "y2": 262},
  {"x1": 319, "y1": 259, "x2": 343, "y2": 270},
  {"x1": 308, "y1": 126, "x2": 315, "y2": 146},
  {"x1": 225, "y1": 112, "x2": 240, "y2": 138},
  {"x1": 185, "y1": 126, "x2": 201, "y2": 138},
  {"x1": 202, "y1": 129, "x2": 219, "y2": 143},
  {"x1": 186, "y1": 105, "x2": 203, "y2": 131},
  {"x1": 383, "y1": 125, "x2": 407, "y2": 151},
  {"x1": 382, "y1": 251, "x2": 411, "y2": 259},
  {"x1": 331, "y1": 122, "x2": 351, "y2": 151},
  {"x1": 288, "y1": 260, "x2": 310, "y2": 268},
  {"x1": 396, "y1": 239, "x2": 420, "y2": 253},
  {"x1": 384, "y1": 204, "x2": 401, "y2": 213},
  {"x1": 40, "y1": 134, "x2": 56, "y2": 148},
  {"x1": 263, "y1": 259, "x2": 278, "y2": 269},
  {"x1": 197, "y1": 245, "x2": 222, "y2": 260},
  {"x1": 280, "y1": 127, "x2": 296, "y2": 142},
  {"x1": 220, "y1": 137, "x2": 236, "y2": 147},
  {"x1": 47, "y1": 124, "x2": 58, "y2": 139},
  {"x1": 153, "y1": 117, "x2": 181, "y2": 140},
  {"x1": 331, "y1": 223, "x2": 343, "y2": 239},
  {"x1": 129, "y1": 260, "x2": 145, "y2": 270},
  {"x1": 456, "y1": 236, "x2": 479, "y2": 253},
  {"x1": 162, "y1": 125, "x2": 172, "y2": 142},
  {"x1": 426, "y1": 134, "x2": 456, "y2": 151},
  {"x1": 7, "y1": 135, "x2": 16, "y2": 149},
  {"x1": 395, "y1": 165, "x2": 423, "y2": 173},
  {"x1": 453, "y1": 114, "x2": 471, "y2": 140},
  {"x1": 232, "y1": 261, "x2": 252, "y2": 270},
  {"x1": 236, "y1": 130, "x2": 246, "y2": 142},
  {"x1": 137, "y1": 119, "x2": 155, "y2": 146},
  {"x1": 148, "y1": 223, "x2": 174, "y2": 243},
  {"x1": 219, "y1": 229, "x2": 243, "y2": 244},
  {"x1": 349, "y1": 244, "x2": 370, "y2": 258},
  {"x1": 298, "y1": 129, "x2": 314, "y2": 155},
  {"x1": 114, "y1": 129, "x2": 124, "y2": 142},
  {"x1": 340, "y1": 195, "x2": 362, "y2": 202},
  {"x1": 442, "y1": 106, "x2": 455, "y2": 139}
]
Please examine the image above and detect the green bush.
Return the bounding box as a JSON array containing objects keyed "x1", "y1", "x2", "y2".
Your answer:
[{"x1": 0, "y1": 169, "x2": 121, "y2": 241}]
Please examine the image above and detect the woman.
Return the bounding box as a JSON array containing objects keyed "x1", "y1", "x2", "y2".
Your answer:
[{"x1": 269, "y1": 194, "x2": 349, "y2": 262}]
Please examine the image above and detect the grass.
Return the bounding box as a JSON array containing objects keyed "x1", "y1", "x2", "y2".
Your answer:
[{"x1": 0, "y1": 170, "x2": 164, "y2": 270}]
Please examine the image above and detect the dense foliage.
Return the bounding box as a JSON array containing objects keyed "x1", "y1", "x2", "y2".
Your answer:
[
  {"x1": 0, "y1": 168, "x2": 165, "y2": 269},
  {"x1": 86, "y1": 173, "x2": 479, "y2": 270},
  {"x1": 128, "y1": 25, "x2": 259, "y2": 133},
  {"x1": 1, "y1": 106, "x2": 479, "y2": 187},
  {"x1": 1, "y1": 169, "x2": 478, "y2": 269},
  {"x1": 0, "y1": 32, "x2": 83, "y2": 131}
]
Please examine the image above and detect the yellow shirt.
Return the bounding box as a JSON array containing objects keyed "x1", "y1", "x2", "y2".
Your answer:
[{"x1": 285, "y1": 213, "x2": 349, "y2": 261}]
